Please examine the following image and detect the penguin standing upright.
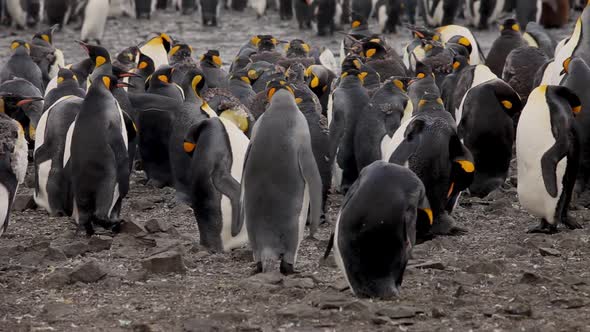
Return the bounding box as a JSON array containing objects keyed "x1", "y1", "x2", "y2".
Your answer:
[
  {"x1": 200, "y1": 50, "x2": 229, "y2": 89},
  {"x1": 419, "y1": 0, "x2": 460, "y2": 26},
  {"x1": 0, "y1": 40, "x2": 44, "y2": 93},
  {"x1": 305, "y1": 64, "x2": 337, "y2": 115},
  {"x1": 146, "y1": 66, "x2": 184, "y2": 102},
  {"x1": 0, "y1": 96, "x2": 28, "y2": 236},
  {"x1": 502, "y1": 46, "x2": 548, "y2": 103},
  {"x1": 67, "y1": 75, "x2": 133, "y2": 235},
  {"x1": 486, "y1": 18, "x2": 527, "y2": 77},
  {"x1": 139, "y1": 33, "x2": 172, "y2": 69},
  {"x1": 240, "y1": 80, "x2": 322, "y2": 274},
  {"x1": 464, "y1": 0, "x2": 506, "y2": 29},
  {"x1": 43, "y1": 68, "x2": 86, "y2": 111},
  {"x1": 80, "y1": 0, "x2": 110, "y2": 45},
  {"x1": 407, "y1": 62, "x2": 440, "y2": 109},
  {"x1": 517, "y1": 85, "x2": 582, "y2": 233},
  {"x1": 30, "y1": 25, "x2": 64, "y2": 86}
]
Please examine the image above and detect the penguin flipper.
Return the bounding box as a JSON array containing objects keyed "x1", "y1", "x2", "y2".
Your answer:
[
  {"x1": 211, "y1": 166, "x2": 241, "y2": 237},
  {"x1": 541, "y1": 144, "x2": 567, "y2": 198},
  {"x1": 298, "y1": 140, "x2": 323, "y2": 237},
  {"x1": 389, "y1": 118, "x2": 424, "y2": 165}
]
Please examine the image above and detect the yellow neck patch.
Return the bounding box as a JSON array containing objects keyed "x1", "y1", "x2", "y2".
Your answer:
[
  {"x1": 102, "y1": 76, "x2": 111, "y2": 89},
  {"x1": 191, "y1": 75, "x2": 203, "y2": 94},
  {"x1": 417, "y1": 73, "x2": 426, "y2": 79},
  {"x1": 393, "y1": 79, "x2": 405, "y2": 91},
  {"x1": 212, "y1": 55, "x2": 222, "y2": 66},
  {"x1": 138, "y1": 61, "x2": 148, "y2": 69},
  {"x1": 458, "y1": 37, "x2": 470, "y2": 47},
  {"x1": 573, "y1": 105, "x2": 582, "y2": 114},
  {"x1": 453, "y1": 61, "x2": 460, "y2": 70},
  {"x1": 10, "y1": 42, "x2": 20, "y2": 50},
  {"x1": 158, "y1": 75, "x2": 169, "y2": 83},
  {"x1": 352, "y1": 20, "x2": 361, "y2": 28},
  {"x1": 418, "y1": 99, "x2": 427, "y2": 107},
  {"x1": 169, "y1": 45, "x2": 181, "y2": 57},
  {"x1": 365, "y1": 48, "x2": 377, "y2": 58},
  {"x1": 420, "y1": 208, "x2": 433, "y2": 225},
  {"x1": 302, "y1": 43, "x2": 310, "y2": 54},
  {"x1": 511, "y1": 24, "x2": 520, "y2": 31},
  {"x1": 563, "y1": 57, "x2": 572, "y2": 73},
  {"x1": 251, "y1": 36, "x2": 261, "y2": 46},
  {"x1": 41, "y1": 34, "x2": 50, "y2": 43},
  {"x1": 95, "y1": 56, "x2": 107, "y2": 68},
  {"x1": 353, "y1": 59, "x2": 361, "y2": 69},
  {"x1": 501, "y1": 100, "x2": 513, "y2": 109},
  {"x1": 248, "y1": 69, "x2": 258, "y2": 80},
  {"x1": 457, "y1": 160, "x2": 475, "y2": 172},
  {"x1": 240, "y1": 76, "x2": 251, "y2": 84},
  {"x1": 310, "y1": 75, "x2": 320, "y2": 88},
  {"x1": 183, "y1": 141, "x2": 196, "y2": 153},
  {"x1": 295, "y1": 97, "x2": 303, "y2": 104},
  {"x1": 267, "y1": 87, "x2": 277, "y2": 101},
  {"x1": 57, "y1": 76, "x2": 65, "y2": 84}
]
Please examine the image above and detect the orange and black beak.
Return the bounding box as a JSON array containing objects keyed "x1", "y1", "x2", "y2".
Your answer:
[{"x1": 16, "y1": 96, "x2": 43, "y2": 106}]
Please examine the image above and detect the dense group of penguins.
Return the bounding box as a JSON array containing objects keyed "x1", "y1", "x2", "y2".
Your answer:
[{"x1": 2, "y1": 0, "x2": 590, "y2": 301}]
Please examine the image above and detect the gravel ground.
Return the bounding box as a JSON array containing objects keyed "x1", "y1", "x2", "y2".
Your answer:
[{"x1": 1, "y1": 7, "x2": 590, "y2": 332}]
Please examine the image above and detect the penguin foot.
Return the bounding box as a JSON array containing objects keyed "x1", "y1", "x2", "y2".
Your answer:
[
  {"x1": 562, "y1": 217, "x2": 583, "y2": 230},
  {"x1": 431, "y1": 213, "x2": 466, "y2": 236},
  {"x1": 83, "y1": 223, "x2": 95, "y2": 237},
  {"x1": 251, "y1": 262, "x2": 263, "y2": 275},
  {"x1": 527, "y1": 220, "x2": 558, "y2": 234},
  {"x1": 280, "y1": 261, "x2": 297, "y2": 275}
]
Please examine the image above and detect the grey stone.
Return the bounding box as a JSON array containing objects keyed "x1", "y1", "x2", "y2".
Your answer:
[
  {"x1": 126, "y1": 269, "x2": 149, "y2": 282},
  {"x1": 120, "y1": 219, "x2": 146, "y2": 234},
  {"x1": 465, "y1": 261, "x2": 502, "y2": 275},
  {"x1": 61, "y1": 241, "x2": 89, "y2": 258},
  {"x1": 69, "y1": 260, "x2": 107, "y2": 283},
  {"x1": 519, "y1": 271, "x2": 549, "y2": 284},
  {"x1": 277, "y1": 303, "x2": 318, "y2": 319},
  {"x1": 376, "y1": 306, "x2": 419, "y2": 319},
  {"x1": 141, "y1": 251, "x2": 187, "y2": 274},
  {"x1": 131, "y1": 198, "x2": 155, "y2": 211},
  {"x1": 551, "y1": 298, "x2": 587, "y2": 309},
  {"x1": 410, "y1": 260, "x2": 446, "y2": 270},
  {"x1": 248, "y1": 271, "x2": 283, "y2": 285},
  {"x1": 42, "y1": 303, "x2": 75, "y2": 322},
  {"x1": 88, "y1": 235, "x2": 113, "y2": 252},
  {"x1": 144, "y1": 218, "x2": 168, "y2": 233},
  {"x1": 539, "y1": 247, "x2": 561, "y2": 257},
  {"x1": 44, "y1": 270, "x2": 72, "y2": 288},
  {"x1": 502, "y1": 303, "x2": 532, "y2": 317},
  {"x1": 44, "y1": 246, "x2": 67, "y2": 262},
  {"x1": 283, "y1": 277, "x2": 315, "y2": 289},
  {"x1": 431, "y1": 308, "x2": 446, "y2": 318}
]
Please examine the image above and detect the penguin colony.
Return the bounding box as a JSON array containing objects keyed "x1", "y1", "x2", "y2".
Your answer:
[{"x1": 0, "y1": 0, "x2": 589, "y2": 301}]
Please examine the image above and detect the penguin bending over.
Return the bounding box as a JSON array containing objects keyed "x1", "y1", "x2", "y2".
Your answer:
[
  {"x1": 516, "y1": 85, "x2": 582, "y2": 233},
  {"x1": 240, "y1": 80, "x2": 322, "y2": 274}
]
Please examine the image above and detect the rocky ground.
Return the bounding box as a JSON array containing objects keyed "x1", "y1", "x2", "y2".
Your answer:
[{"x1": 1, "y1": 7, "x2": 590, "y2": 332}]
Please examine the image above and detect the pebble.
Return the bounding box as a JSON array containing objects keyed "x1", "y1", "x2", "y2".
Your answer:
[
  {"x1": 410, "y1": 260, "x2": 446, "y2": 270},
  {"x1": 88, "y1": 235, "x2": 113, "y2": 252},
  {"x1": 61, "y1": 241, "x2": 89, "y2": 258},
  {"x1": 120, "y1": 219, "x2": 147, "y2": 234},
  {"x1": 141, "y1": 250, "x2": 187, "y2": 274},
  {"x1": 539, "y1": 247, "x2": 561, "y2": 257},
  {"x1": 69, "y1": 260, "x2": 108, "y2": 283},
  {"x1": 502, "y1": 303, "x2": 532, "y2": 317},
  {"x1": 464, "y1": 261, "x2": 502, "y2": 275}
]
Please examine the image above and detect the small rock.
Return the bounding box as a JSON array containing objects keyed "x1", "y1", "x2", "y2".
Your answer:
[
  {"x1": 247, "y1": 271, "x2": 283, "y2": 285},
  {"x1": 209, "y1": 312, "x2": 248, "y2": 323},
  {"x1": 277, "y1": 303, "x2": 318, "y2": 319},
  {"x1": 410, "y1": 260, "x2": 446, "y2": 270},
  {"x1": 519, "y1": 271, "x2": 549, "y2": 284},
  {"x1": 126, "y1": 269, "x2": 149, "y2": 282},
  {"x1": 465, "y1": 261, "x2": 502, "y2": 275},
  {"x1": 551, "y1": 298, "x2": 587, "y2": 309},
  {"x1": 42, "y1": 303, "x2": 74, "y2": 322},
  {"x1": 12, "y1": 194, "x2": 36, "y2": 211},
  {"x1": 539, "y1": 247, "x2": 561, "y2": 257},
  {"x1": 319, "y1": 256, "x2": 337, "y2": 268},
  {"x1": 131, "y1": 198, "x2": 155, "y2": 211},
  {"x1": 371, "y1": 316, "x2": 391, "y2": 325},
  {"x1": 283, "y1": 277, "x2": 315, "y2": 289},
  {"x1": 432, "y1": 308, "x2": 446, "y2": 318},
  {"x1": 69, "y1": 260, "x2": 107, "y2": 283},
  {"x1": 236, "y1": 325, "x2": 262, "y2": 332},
  {"x1": 171, "y1": 203, "x2": 192, "y2": 215},
  {"x1": 120, "y1": 219, "x2": 146, "y2": 234},
  {"x1": 144, "y1": 219, "x2": 168, "y2": 233},
  {"x1": 45, "y1": 270, "x2": 71, "y2": 288},
  {"x1": 183, "y1": 318, "x2": 222, "y2": 332},
  {"x1": 88, "y1": 235, "x2": 113, "y2": 252},
  {"x1": 44, "y1": 246, "x2": 67, "y2": 262},
  {"x1": 312, "y1": 293, "x2": 370, "y2": 312},
  {"x1": 61, "y1": 241, "x2": 89, "y2": 258},
  {"x1": 132, "y1": 323, "x2": 157, "y2": 332},
  {"x1": 375, "y1": 306, "x2": 419, "y2": 319},
  {"x1": 502, "y1": 303, "x2": 532, "y2": 317},
  {"x1": 331, "y1": 279, "x2": 349, "y2": 291},
  {"x1": 141, "y1": 251, "x2": 187, "y2": 274}
]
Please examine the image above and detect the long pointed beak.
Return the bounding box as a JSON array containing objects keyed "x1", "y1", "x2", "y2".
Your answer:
[
  {"x1": 117, "y1": 82, "x2": 134, "y2": 89},
  {"x1": 16, "y1": 97, "x2": 43, "y2": 106}
]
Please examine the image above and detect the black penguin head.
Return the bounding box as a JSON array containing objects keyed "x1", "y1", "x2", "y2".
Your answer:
[
  {"x1": 32, "y1": 25, "x2": 58, "y2": 45},
  {"x1": 490, "y1": 79, "x2": 523, "y2": 117},
  {"x1": 169, "y1": 43, "x2": 193, "y2": 62},
  {"x1": 416, "y1": 93, "x2": 444, "y2": 111},
  {"x1": 257, "y1": 35, "x2": 279, "y2": 52},
  {"x1": 158, "y1": 33, "x2": 173, "y2": 53},
  {"x1": 56, "y1": 68, "x2": 79, "y2": 86},
  {"x1": 244, "y1": 61, "x2": 273, "y2": 82},
  {"x1": 285, "y1": 39, "x2": 310, "y2": 58},
  {"x1": 447, "y1": 35, "x2": 473, "y2": 56},
  {"x1": 265, "y1": 79, "x2": 295, "y2": 102},
  {"x1": 137, "y1": 53, "x2": 155, "y2": 75},
  {"x1": 0, "y1": 92, "x2": 43, "y2": 113},
  {"x1": 414, "y1": 61, "x2": 433, "y2": 79},
  {"x1": 386, "y1": 77, "x2": 411, "y2": 92},
  {"x1": 499, "y1": 18, "x2": 520, "y2": 34},
  {"x1": 9, "y1": 40, "x2": 30, "y2": 54},
  {"x1": 151, "y1": 65, "x2": 175, "y2": 85},
  {"x1": 95, "y1": 74, "x2": 130, "y2": 92},
  {"x1": 408, "y1": 25, "x2": 439, "y2": 41},
  {"x1": 200, "y1": 50, "x2": 223, "y2": 68},
  {"x1": 285, "y1": 63, "x2": 306, "y2": 82},
  {"x1": 340, "y1": 67, "x2": 364, "y2": 83},
  {"x1": 79, "y1": 42, "x2": 111, "y2": 70},
  {"x1": 230, "y1": 68, "x2": 252, "y2": 85},
  {"x1": 451, "y1": 54, "x2": 469, "y2": 72},
  {"x1": 361, "y1": 39, "x2": 387, "y2": 59},
  {"x1": 350, "y1": 12, "x2": 367, "y2": 29},
  {"x1": 184, "y1": 68, "x2": 207, "y2": 98},
  {"x1": 305, "y1": 65, "x2": 324, "y2": 93},
  {"x1": 116, "y1": 46, "x2": 140, "y2": 66},
  {"x1": 341, "y1": 55, "x2": 363, "y2": 73}
]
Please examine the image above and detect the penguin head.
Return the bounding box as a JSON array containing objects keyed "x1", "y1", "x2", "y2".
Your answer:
[
  {"x1": 9, "y1": 40, "x2": 30, "y2": 55},
  {"x1": 79, "y1": 42, "x2": 111, "y2": 70},
  {"x1": 136, "y1": 53, "x2": 156, "y2": 76},
  {"x1": 256, "y1": 35, "x2": 279, "y2": 52},
  {"x1": 56, "y1": 68, "x2": 79, "y2": 86},
  {"x1": 200, "y1": 50, "x2": 223, "y2": 68},
  {"x1": 32, "y1": 25, "x2": 58, "y2": 45},
  {"x1": 95, "y1": 74, "x2": 129, "y2": 92},
  {"x1": 447, "y1": 35, "x2": 472, "y2": 56},
  {"x1": 142, "y1": 32, "x2": 173, "y2": 54},
  {"x1": 244, "y1": 61, "x2": 273, "y2": 83},
  {"x1": 361, "y1": 39, "x2": 387, "y2": 59},
  {"x1": 341, "y1": 55, "x2": 363, "y2": 73},
  {"x1": 265, "y1": 79, "x2": 295, "y2": 102},
  {"x1": 285, "y1": 39, "x2": 310, "y2": 58},
  {"x1": 150, "y1": 65, "x2": 175, "y2": 85},
  {"x1": 416, "y1": 93, "x2": 444, "y2": 112},
  {"x1": 544, "y1": 85, "x2": 582, "y2": 116},
  {"x1": 229, "y1": 68, "x2": 252, "y2": 85},
  {"x1": 183, "y1": 68, "x2": 207, "y2": 99},
  {"x1": 0, "y1": 92, "x2": 43, "y2": 113},
  {"x1": 116, "y1": 46, "x2": 140, "y2": 67},
  {"x1": 413, "y1": 61, "x2": 433, "y2": 79},
  {"x1": 350, "y1": 12, "x2": 367, "y2": 29},
  {"x1": 499, "y1": 18, "x2": 521, "y2": 34},
  {"x1": 560, "y1": 56, "x2": 587, "y2": 75},
  {"x1": 169, "y1": 43, "x2": 193, "y2": 63},
  {"x1": 0, "y1": 90, "x2": 44, "y2": 140},
  {"x1": 488, "y1": 79, "x2": 523, "y2": 117},
  {"x1": 285, "y1": 63, "x2": 306, "y2": 82},
  {"x1": 230, "y1": 55, "x2": 253, "y2": 74},
  {"x1": 340, "y1": 67, "x2": 365, "y2": 84},
  {"x1": 451, "y1": 54, "x2": 469, "y2": 72},
  {"x1": 386, "y1": 77, "x2": 411, "y2": 93},
  {"x1": 410, "y1": 25, "x2": 440, "y2": 41},
  {"x1": 305, "y1": 65, "x2": 328, "y2": 94}
]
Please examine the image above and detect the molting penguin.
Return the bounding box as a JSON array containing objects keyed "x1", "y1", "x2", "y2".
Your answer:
[
  {"x1": 384, "y1": 94, "x2": 474, "y2": 236},
  {"x1": 457, "y1": 79, "x2": 522, "y2": 197},
  {"x1": 183, "y1": 112, "x2": 250, "y2": 252},
  {"x1": 80, "y1": 0, "x2": 110, "y2": 44},
  {"x1": 30, "y1": 25, "x2": 64, "y2": 86},
  {"x1": 502, "y1": 46, "x2": 548, "y2": 103},
  {"x1": 485, "y1": 18, "x2": 527, "y2": 77},
  {"x1": 240, "y1": 80, "x2": 322, "y2": 274},
  {"x1": 67, "y1": 75, "x2": 136, "y2": 235},
  {"x1": 516, "y1": 85, "x2": 582, "y2": 233},
  {"x1": 329, "y1": 67, "x2": 370, "y2": 193},
  {"x1": 200, "y1": 50, "x2": 229, "y2": 90},
  {"x1": 0, "y1": 40, "x2": 44, "y2": 93},
  {"x1": 361, "y1": 37, "x2": 407, "y2": 82},
  {"x1": 43, "y1": 68, "x2": 86, "y2": 111},
  {"x1": 34, "y1": 95, "x2": 83, "y2": 216},
  {"x1": 330, "y1": 161, "x2": 432, "y2": 298},
  {"x1": 0, "y1": 98, "x2": 28, "y2": 237}
]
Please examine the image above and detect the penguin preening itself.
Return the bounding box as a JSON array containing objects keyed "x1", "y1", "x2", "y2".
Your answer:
[
  {"x1": 384, "y1": 94, "x2": 475, "y2": 236},
  {"x1": 517, "y1": 85, "x2": 582, "y2": 233},
  {"x1": 80, "y1": 0, "x2": 110, "y2": 45},
  {"x1": 456, "y1": 79, "x2": 522, "y2": 197},
  {"x1": 0, "y1": 95, "x2": 28, "y2": 237},
  {"x1": 329, "y1": 161, "x2": 432, "y2": 299},
  {"x1": 0, "y1": 40, "x2": 44, "y2": 94},
  {"x1": 502, "y1": 46, "x2": 548, "y2": 103},
  {"x1": 67, "y1": 75, "x2": 136, "y2": 235},
  {"x1": 305, "y1": 64, "x2": 336, "y2": 116},
  {"x1": 486, "y1": 18, "x2": 527, "y2": 77},
  {"x1": 34, "y1": 95, "x2": 83, "y2": 217},
  {"x1": 240, "y1": 80, "x2": 322, "y2": 274}
]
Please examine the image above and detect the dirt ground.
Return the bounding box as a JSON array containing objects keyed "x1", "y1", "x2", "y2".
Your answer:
[{"x1": 1, "y1": 7, "x2": 590, "y2": 332}]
